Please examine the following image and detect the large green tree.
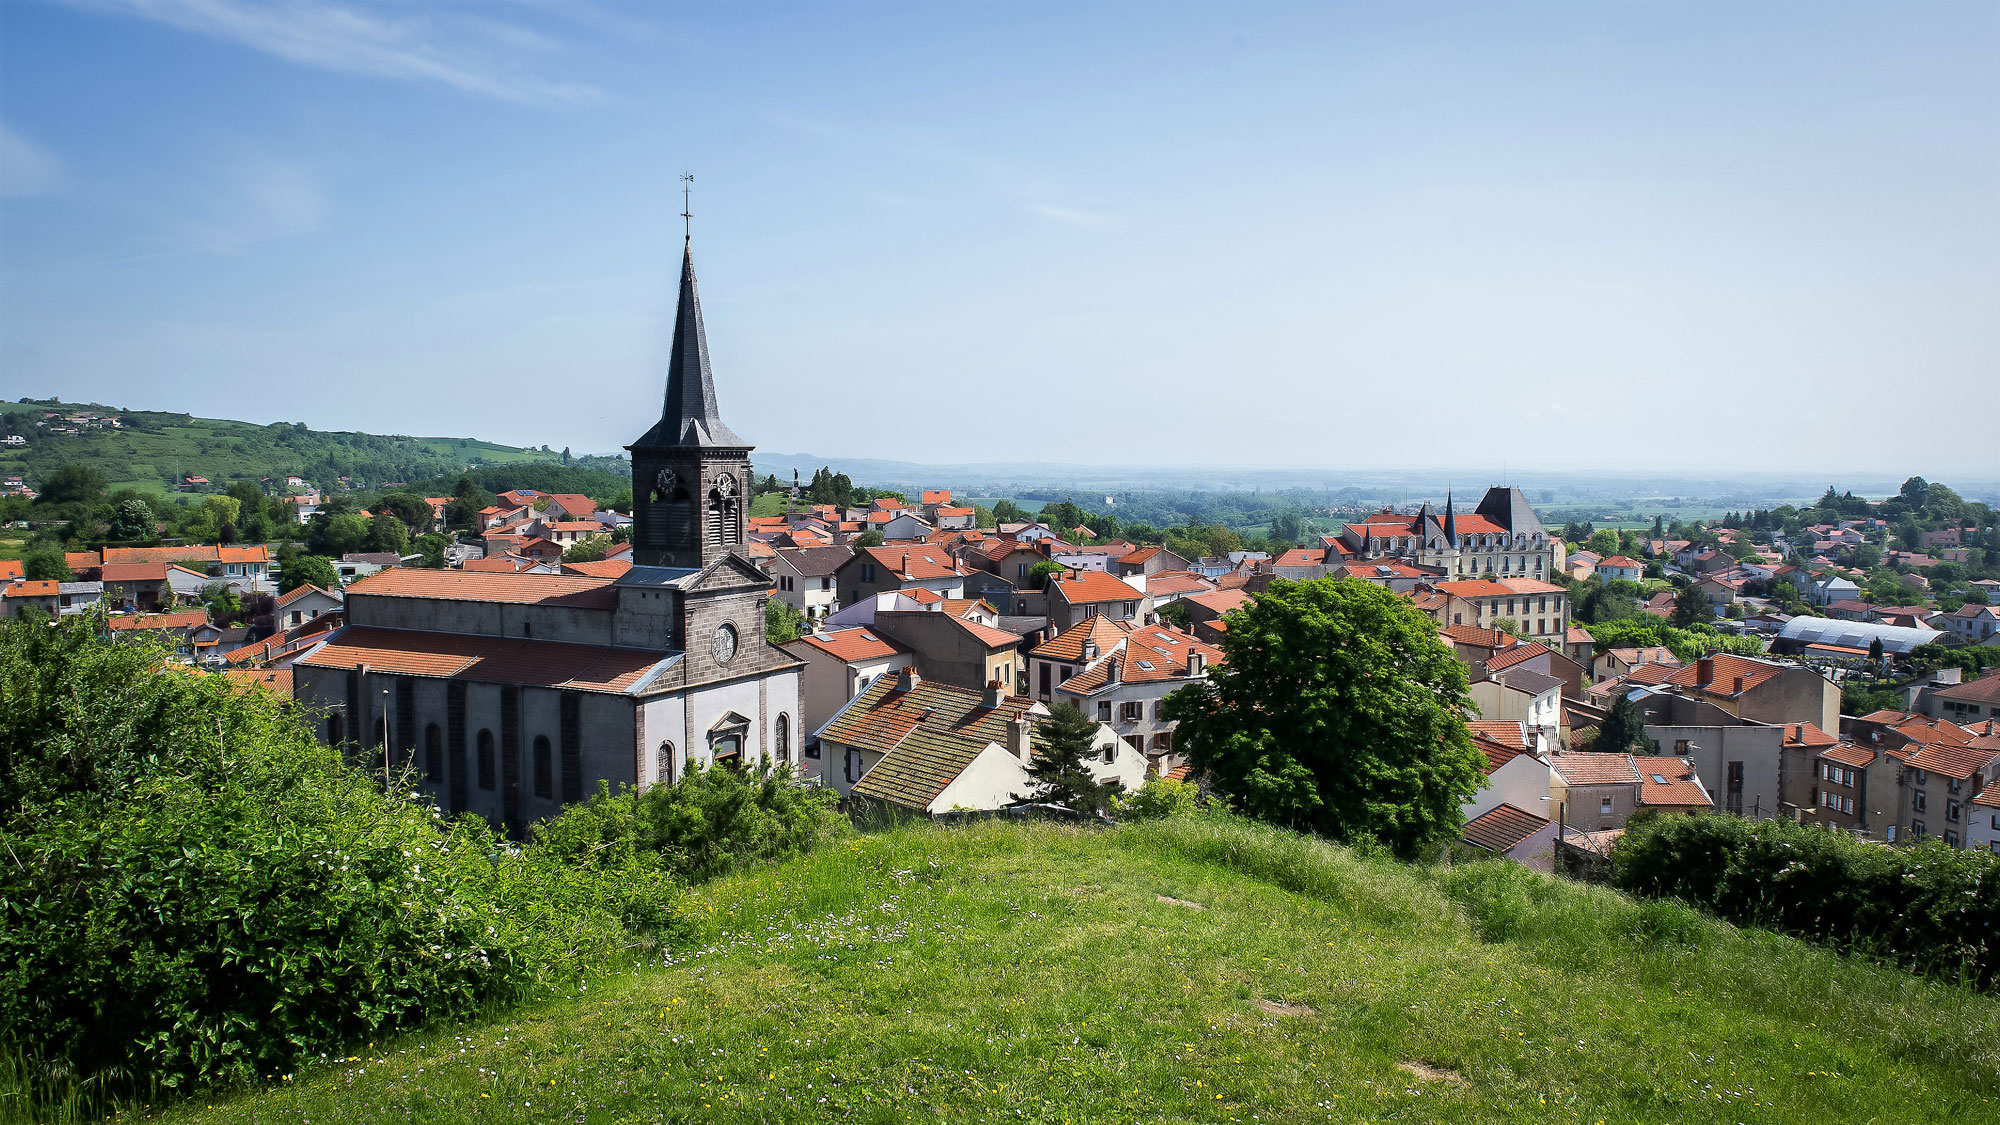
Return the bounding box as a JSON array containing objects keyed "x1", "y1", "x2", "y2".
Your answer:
[
  {"x1": 1022, "y1": 701, "x2": 1120, "y2": 813},
  {"x1": 278, "y1": 554, "x2": 339, "y2": 594},
  {"x1": 35, "y1": 463, "x2": 107, "y2": 506},
  {"x1": 1162, "y1": 577, "x2": 1484, "y2": 857},
  {"x1": 1670, "y1": 583, "x2": 1709, "y2": 628}
]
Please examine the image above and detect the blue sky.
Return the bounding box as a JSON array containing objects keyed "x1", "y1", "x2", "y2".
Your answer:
[{"x1": 2, "y1": 1, "x2": 1994, "y2": 475}]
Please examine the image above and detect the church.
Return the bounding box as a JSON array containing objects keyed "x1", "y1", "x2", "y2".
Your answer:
[{"x1": 294, "y1": 242, "x2": 804, "y2": 836}]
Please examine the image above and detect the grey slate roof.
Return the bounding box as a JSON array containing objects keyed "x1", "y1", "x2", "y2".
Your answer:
[
  {"x1": 1497, "y1": 667, "x2": 1564, "y2": 696},
  {"x1": 629, "y1": 245, "x2": 747, "y2": 450},
  {"x1": 1778, "y1": 616, "x2": 1939, "y2": 655}
]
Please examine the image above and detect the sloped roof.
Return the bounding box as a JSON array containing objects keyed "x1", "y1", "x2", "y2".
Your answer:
[
  {"x1": 106, "y1": 610, "x2": 209, "y2": 631},
  {"x1": 1057, "y1": 626, "x2": 1223, "y2": 695},
  {"x1": 789, "y1": 628, "x2": 907, "y2": 663},
  {"x1": 298, "y1": 626, "x2": 672, "y2": 694},
  {"x1": 1046, "y1": 568, "x2": 1142, "y2": 606},
  {"x1": 1780, "y1": 722, "x2": 1838, "y2": 750},
  {"x1": 1182, "y1": 588, "x2": 1251, "y2": 616},
  {"x1": 1030, "y1": 615, "x2": 1133, "y2": 662},
  {"x1": 347, "y1": 568, "x2": 617, "y2": 609},
  {"x1": 561, "y1": 559, "x2": 634, "y2": 579},
  {"x1": 1639, "y1": 759, "x2": 1712, "y2": 807},
  {"x1": 102, "y1": 545, "x2": 220, "y2": 566},
  {"x1": 1934, "y1": 671, "x2": 2000, "y2": 707},
  {"x1": 1463, "y1": 804, "x2": 1551, "y2": 853},
  {"x1": 1467, "y1": 720, "x2": 1529, "y2": 750},
  {"x1": 1818, "y1": 743, "x2": 1877, "y2": 770},
  {"x1": 3, "y1": 579, "x2": 59, "y2": 598},
  {"x1": 775, "y1": 546, "x2": 855, "y2": 576},
  {"x1": 1903, "y1": 742, "x2": 2000, "y2": 781},
  {"x1": 1551, "y1": 752, "x2": 1643, "y2": 787},
  {"x1": 1667, "y1": 653, "x2": 1785, "y2": 697},
  {"x1": 860, "y1": 546, "x2": 968, "y2": 581},
  {"x1": 1485, "y1": 643, "x2": 1548, "y2": 673},
  {"x1": 1442, "y1": 623, "x2": 1513, "y2": 650},
  {"x1": 824, "y1": 676, "x2": 1046, "y2": 810}
]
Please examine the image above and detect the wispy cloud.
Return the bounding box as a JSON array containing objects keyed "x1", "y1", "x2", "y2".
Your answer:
[
  {"x1": 169, "y1": 158, "x2": 326, "y2": 255},
  {"x1": 0, "y1": 121, "x2": 63, "y2": 198},
  {"x1": 1028, "y1": 203, "x2": 1112, "y2": 227},
  {"x1": 68, "y1": 0, "x2": 599, "y2": 104}
]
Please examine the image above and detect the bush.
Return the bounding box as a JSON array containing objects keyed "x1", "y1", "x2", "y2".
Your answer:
[
  {"x1": 531, "y1": 763, "x2": 849, "y2": 887},
  {"x1": 1113, "y1": 776, "x2": 1206, "y2": 820},
  {"x1": 1612, "y1": 814, "x2": 1999, "y2": 988},
  {"x1": 0, "y1": 619, "x2": 670, "y2": 1099}
]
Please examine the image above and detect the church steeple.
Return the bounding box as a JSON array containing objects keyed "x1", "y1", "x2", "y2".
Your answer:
[
  {"x1": 631, "y1": 245, "x2": 746, "y2": 451},
  {"x1": 626, "y1": 236, "x2": 754, "y2": 571}
]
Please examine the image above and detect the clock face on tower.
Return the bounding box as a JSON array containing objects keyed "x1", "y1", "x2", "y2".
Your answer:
[
  {"x1": 655, "y1": 467, "x2": 679, "y2": 495},
  {"x1": 711, "y1": 623, "x2": 738, "y2": 664}
]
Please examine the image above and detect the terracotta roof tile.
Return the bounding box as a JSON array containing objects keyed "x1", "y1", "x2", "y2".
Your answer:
[
  {"x1": 561, "y1": 559, "x2": 634, "y2": 579},
  {"x1": 1484, "y1": 643, "x2": 1547, "y2": 672},
  {"x1": 106, "y1": 610, "x2": 209, "y2": 631},
  {"x1": 348, "y1": 567, "x2": 617, "y2": 609},
  {"x1": 790, "y1": 628, "x2": 908, "y2": 663},
  {"x1": 3, "y1": 579, "x2": 60, "y2": 598},
  {"x1": 1183, "y1": 588, "x2": 1251, "y2": 615},
  {"x1": 102, "y1": 546, "x2": 222, "y2": 565},
  {"x1": 1046, "y1": 568, "x2": 1143, "y2": 606},
  {"x1": 1463, "y1": 804, "x2": 1551, "y2": 852},
  {"x1": 1551, "y1": 752, "x2": 1643, "y2": 787},
  {"x1": 1903, "y1": 742, "x2": 1999, "y2": 781},
  {"x1": 1468, "y1": 720, "x2": 1529, "y2": 750},
  {"x1": 861, "y1": 546, "x2": 968, "y2": 581},
  {"x1": 1781, "y1": 722, "x2": 1838, "y2": 749},
  {"x1": 298, "y1": 626, "x2": 670, "y2": 693},
  {"x1": 1818, "y1": 743, "x2": 1877, "y2": 770},
  {"x1": 1638, "y1": 758, "x2": 1713, "y2": 807},
  {"x1": 1666, "y1": 653, "x2": 1784, "y2": 697},
  {"x1": 1030, "y1": 615, "x2": 1134, "y2": 661}
]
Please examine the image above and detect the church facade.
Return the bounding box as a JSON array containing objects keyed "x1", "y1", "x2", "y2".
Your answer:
[{"x1": 294, "y1": 244, "x2": 804, "y2": 836}]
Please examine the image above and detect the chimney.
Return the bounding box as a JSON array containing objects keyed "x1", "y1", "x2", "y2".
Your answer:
[
  {"x1": 1695, "y1": 657, "x2": 1713, "y2": 686},
  {"x1": 1082, "y1": 639, "x2": 1099, "y2": 662},
  {"x1": 1007, "y1": 718, "x2": 1032, "y2": 762},
  {"x1": 1107, "y1": 657, "x2": 1121, "y2": 684},
  {"x1": 897, "y1": 665, "x2": 920, "y2": 692},
  {"x1": 983, "y1": 678, "x2": 1006, "y2": 709},
  {"x1": 1188, "y1": 650, "x2": 1205, "y2": 676},
  {"x1": 1733, "y1": 675, "x2": 1745, "y2": 694}
]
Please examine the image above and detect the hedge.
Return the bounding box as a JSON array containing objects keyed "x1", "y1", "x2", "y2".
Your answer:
[{"x1": 1612, "y1": 813, "x2": 1998, "y2": 989}]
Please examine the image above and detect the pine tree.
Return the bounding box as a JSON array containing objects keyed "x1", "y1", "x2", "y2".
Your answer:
[
  {"x1": 1023, "y1": 702, "x2": 1119, "y2": 813},
  {"x1": 1598, "y1": 693, "x2": 1649, "y2": 755}
]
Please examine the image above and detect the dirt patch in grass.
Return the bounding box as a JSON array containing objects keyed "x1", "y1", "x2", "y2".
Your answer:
[
  {"x1": 1254, "y1": 999, "x2": 1315, "y2": 1016},
  {"x1": 1155, "y1": 895, "x2": 1205, "y2": 909},
  {"x1": 1398, "y1": 1060, "x2": 1466, "y2": 1086}
]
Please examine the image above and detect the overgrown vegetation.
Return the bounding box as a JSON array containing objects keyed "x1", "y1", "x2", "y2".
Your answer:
[
  {"x1": 0, "y1": 617, "x2": 843, "y2": 1114},
  {"x1": 1613, "y1": 813, "x2": 1999, "y2": 989}
]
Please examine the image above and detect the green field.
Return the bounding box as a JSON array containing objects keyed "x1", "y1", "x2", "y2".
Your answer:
[
  {"x1": 0, "y1": 399, "x2": 564, "y2": 494},
  {"x1": 155, "y1": 816, "x2": 1996, "y2": 1125}
]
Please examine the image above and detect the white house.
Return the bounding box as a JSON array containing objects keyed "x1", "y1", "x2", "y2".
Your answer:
[
  {"x1": 1468, "y1": 668, "x2": 1564, "y2": 755},
  {"x1": 781, "y1": 627, "x2": 911, "y2": 737},
  {"x1": 767, "y1": 546, "x2": 851, "y2": 625}
]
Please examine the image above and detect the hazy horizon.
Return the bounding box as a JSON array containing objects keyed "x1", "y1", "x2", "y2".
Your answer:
[{"x1": 4, "y1": 2, "x2": 1995, "y2": 477}]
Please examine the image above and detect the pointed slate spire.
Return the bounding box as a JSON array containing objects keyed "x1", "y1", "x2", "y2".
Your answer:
[
  {"x1": 632, "y1": 244, "x2": 747, "y2": 450},
  {"x1": 1443, "y1": 491, "x2": 1459, "y2": 541}
]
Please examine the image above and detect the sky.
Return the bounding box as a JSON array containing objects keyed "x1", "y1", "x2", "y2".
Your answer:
[{"x1": 1, "y1": 1, "x2": 1995, "y2": 477}]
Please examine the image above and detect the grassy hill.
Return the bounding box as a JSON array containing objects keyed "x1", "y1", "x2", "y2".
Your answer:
[
  {"x1": 154, "y1": 816, "x2": 1996, "y2": 1125},
  {"x1": 0, "y1": 399, "x2": 573, "y2": 495}
]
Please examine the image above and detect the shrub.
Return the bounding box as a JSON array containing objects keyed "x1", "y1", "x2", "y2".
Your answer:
[
  {"x1": 0, "y1": 618, "x2": 666, "y2": 1098},
  {"x1": 1112, "y1": 776, "x2": 1206, "y2": 820},
  {"x1": 1612, "y1": 814, "x2": 1999, "y2": 988},
  {"x1": 531, "y1": 762, "x2": 849, "y2": 887}
]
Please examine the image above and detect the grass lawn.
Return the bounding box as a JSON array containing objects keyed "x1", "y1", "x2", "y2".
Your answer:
[{"x1": 153, "y1": 816, "x2": 1997, "y2": 1125}]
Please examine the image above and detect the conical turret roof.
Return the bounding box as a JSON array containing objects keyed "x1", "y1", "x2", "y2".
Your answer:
[{"x1": 630, "y1": 244, "x2": 747, "y2": 450}]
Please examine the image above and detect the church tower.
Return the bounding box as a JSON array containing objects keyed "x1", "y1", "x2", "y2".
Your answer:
[{"x1": 627, "y1": 244, "x2": 754, "y2": 570}]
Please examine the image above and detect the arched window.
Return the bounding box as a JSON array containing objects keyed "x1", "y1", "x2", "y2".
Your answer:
[
  {"x1": 532, "y1": 735, "x2": 553, "y2": 799},
  {"x1": 477, "y1": 729, "x2": 496, "y2": 790},
  {"x1": 657, "y1": 740, "x2": 676, "y2": 786},
  {"x1": 774, "y1": 714, "x2": 791, "y2": 762},
  {"x1": 424, "y1": 723, "x2": 443, "y2": 781}
]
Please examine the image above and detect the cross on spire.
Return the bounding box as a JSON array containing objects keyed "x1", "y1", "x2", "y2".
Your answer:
[{"x1": 680, "y1": 172, "x2": 694, "y2": 243}]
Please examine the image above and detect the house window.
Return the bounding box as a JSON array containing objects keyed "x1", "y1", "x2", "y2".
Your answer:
[
  {"x1": 1153, "y1": 700, "x2": 1167, "y2": 721},
  {"x1": 1121, "y1": 601, "x2": 1136, "y2": 618},
  {"x1": 1913, "y1": 820, "x2": 1926, "y2": 838},
  {"x1": 1600, "y1": 797, "x2": 1613, "y2": 814},
  {"x1": 1948, "y1": 801, "x2": 1961, "y2": 823},
  {"x1": 845, "y1": 748, "x2": 862, "y2": 783},
  {"x1": 861, "y1": 563, "x2": 877, "y2": 582},
  {"x1": 1120, "y1": 701, "x2": 1144, "y2": 722},
  {"x1": 821, "y1": 576, "x2": 832, "y2": 590},
  {"x1": 1914, "y1": 791, "x2": 1927, "y2": 812},
  {"x1": 424, "y1": 723, "x2": 443, "y2": 781},
  {"x1": 1097, "y1": 701, "x2": 1112, "y2": 721},
  {"x1": 1948, "y1": 778, "x2": 1962, "y2": 795}
]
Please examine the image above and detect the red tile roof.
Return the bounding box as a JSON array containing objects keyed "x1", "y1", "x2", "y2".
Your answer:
[
  {"x1": 862, "y1": 546, "x2": 969, "y2": 581},
  {"x1": 561, "y1": 559, "x2": 634, "y2": 579},
  {"x1": 1031, "y1": 616, "x2": 1134, "y2": 661},
  {"x1": 1551, "y1": 752, "x2": 1643, "y2": 787},
  {"x1": 348, "y1": 568, "x2": 617, "y2": 609},
  {"x1": 1781, "y1": 722, "x2": 1838, "y2": 750},
  {"x1": 1468, "y1": 720, "x2": 1529, "y2": 750},
  {"x1": 1639, "y1": 759, "x2": 1712, "y2": 807},
  {"x1": 1667, "y1": 654, "x2": 1784, "y2": 697},
  {"x1": 1046, "y1": 568, "x2": 1143, "y2": 606},
  {"x1": 1441, "y1": 623, "x2": 1513, "y2": 650},
  {"x1": 1598, "y1": 556, "x2": 1641, "y2": 568},
  {"x1": 1818, "y1": 743, "x2": 1877, "y2": 770},
  {"x1": 1902, "y1": 742, "x2": 1999, "y2": 781},
  {"x1": 791, "y1": 628, "x2": 907, "y2": 663},
  {"x1": 1143, "y1": 572, "x2": 1214, "y2": 597},
  {"x1": 1484, "y1": 643, "x2": 1548, "y2": 673},
  {"x1": 97, "y1": 561, "x2": 171, "y2": 583},
  {"x1": 298, "y1": 626, "x2": 668, "y2": 693},
  {"x1": 1435, "y1": 579, "x2": 1514, "y2": 599},
  {"x1": 276, "y1": 583, "x2": 337, "y2": 608},
  {"x1": 0, "y1": 561, "x2": 21, "y2": 581},
  {"x1": 1182, "y1": 588, "x2": 1251, "y2": 616},
  {"x1": 102, "y1": 546, "x2": 221, "y2": 566},
  {"x1": 1463, "y1": 804, "x2": 1551, "y2": 852},
  {"x1": 1058, "y1": 626, "x2": 1224, "y2": 694},
  {"x1": 3, "y1": 579, "x2": 60, "y2": 598}
]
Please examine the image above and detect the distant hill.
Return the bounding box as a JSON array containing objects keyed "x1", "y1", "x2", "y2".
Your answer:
[{"x1": 0, "y1": 398, "x2": 620, "y2": 496}]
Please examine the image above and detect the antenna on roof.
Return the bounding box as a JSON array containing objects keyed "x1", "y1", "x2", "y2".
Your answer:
[{"x1": 680, "y1": 172, "x2": 694, "y2": 243}]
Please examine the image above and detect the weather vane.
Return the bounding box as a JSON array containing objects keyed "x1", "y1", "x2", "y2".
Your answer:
[{"x1": 680, "y1": 172, "x2": 694, "y2": 243}]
